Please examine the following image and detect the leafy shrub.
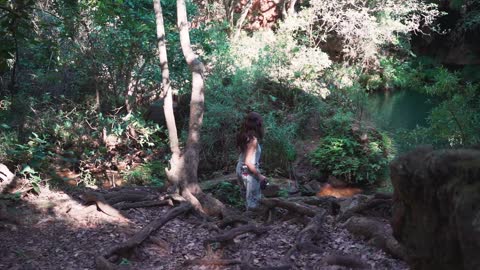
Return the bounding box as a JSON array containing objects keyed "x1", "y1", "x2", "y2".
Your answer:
[
  {"x1": 310, "y1": 134, "x2": 390, "y2": 185},
  {"x1": 311, "y1": 109, "x2": 392, "y2": 185}
]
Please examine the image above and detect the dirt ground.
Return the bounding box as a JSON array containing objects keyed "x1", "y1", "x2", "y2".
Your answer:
[{"x1": 0, "y1": 186, "x2": 409, "y2": 270}]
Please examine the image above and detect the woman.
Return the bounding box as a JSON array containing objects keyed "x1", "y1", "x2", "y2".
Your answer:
[{"x1": 236, "y1": 112, "x2": 267, "y2": 210}]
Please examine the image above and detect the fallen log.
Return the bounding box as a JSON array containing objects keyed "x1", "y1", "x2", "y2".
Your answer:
[{"x1": 95, "y1": 203, "x2": 192, "y2": 270}]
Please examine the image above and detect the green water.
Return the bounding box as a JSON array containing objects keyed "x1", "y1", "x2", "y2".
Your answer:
[{"x1": 367, "y1": 90, "x2": 436, "y2": 131}]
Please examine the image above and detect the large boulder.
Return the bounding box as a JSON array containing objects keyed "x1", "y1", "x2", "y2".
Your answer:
[{"x1": 390, "y1": 147, "x2": 480, "y2": 270}]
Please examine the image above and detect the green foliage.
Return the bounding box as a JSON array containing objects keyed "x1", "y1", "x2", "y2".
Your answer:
[
  {"x1": 122, "y1": 160, "x2": 166, "y2": 187},
  {"x1": 286, "y1": 0, "x2": 442, "y2": 67},
  {"x1": 208, "y1": 181, "x2": 244, "y2": 208},
  {"x1": 262, "y1": 113, "x2": 297, "y2": 175},
  {"x1": 19, "y1": 165, "x2": 42, "y2": 193},
  {"x1": 311, "y1": 134, "x2": 390, "y2": 185},
  {"x1": 423, "y1": 78, "x2": 480, "y2": 147},
  {"x1": 373, "y1": 59, "x2": 480, "y2": 150},
  {"x1": 311, "y1": 109, "x2": 392, "y2": 185}
]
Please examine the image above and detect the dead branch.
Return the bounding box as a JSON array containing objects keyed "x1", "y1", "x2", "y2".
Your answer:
[
  {"x1": 342, "y1": 216, "x2": 407, "y2": 261},
  {"x1": 113, "y1": 199, "x2": 173, "y2": 210},
  {"x1": 205, "y1": 224, "x2": 270, "y2": 247},
  {"x1": 95, "y1": 203, "x2": 192, "y2": 270},
  {"x1": 261, "y1": 198, "x2": 318, "y2": 217}
]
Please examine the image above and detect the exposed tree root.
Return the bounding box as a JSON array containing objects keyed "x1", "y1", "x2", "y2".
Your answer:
[
  {"x1": 217, "y1": 214, "x2": 251, "y2": 229},
  {"x1": 105, "y1": 193, "x2": 156, "y2": 205},
  {"x1": 95, "y1": 203, "x2": 192, "y2": 270},
  {"x1": 288, "y1": 196, "x2": 340, "y2": 215},
  {"x1": 342, "y1": 216, "x2": 407, "y2": 261},
  {"x1": 284, "y1": 209, "x2": 326, "y2": 263},
  {"x1": 112, "y1": 199, "x2": 173, "y2": 210},
  {"x1": 103, "y1": 190, "x2": 152, "y2": 201},
  {"x1": 204, "y1": 223, "x2": 270, "y2": 247},
  {"x1": 337, "y1": 198, "x2": 392, "y2": 222},
  {"x1": 81, "y1": 191, "x2": 127, "y2": 221},
  {"x1": 261, "y1": 198, "x2": 318, "y2": 217}
]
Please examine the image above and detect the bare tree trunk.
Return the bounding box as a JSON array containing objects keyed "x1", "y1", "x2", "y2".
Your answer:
[
  {"x1": 153, "y1": 0, "x2": 180, "y2": 158},
  {"x1": 233, "y1": 0, "x2": 253, "y2": 40},
  {"x1": 173, "y1": 0, "x2": 205, "y2": 197},
  {"x1": 153, "y1": 0, "x2": 210, "y2": 214},
  {"x1": 287, "y1": 0, "x2": 297, "y2": 16}
]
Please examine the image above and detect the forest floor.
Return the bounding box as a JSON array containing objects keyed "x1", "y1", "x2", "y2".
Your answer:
[{"x1": 0, "y1": 184, "x2": 409, "y2": 270}]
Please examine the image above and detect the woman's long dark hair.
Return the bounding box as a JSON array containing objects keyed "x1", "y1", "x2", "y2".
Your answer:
[{"x1": 236, "y1": 112, "x2": 264, "y2": 153}]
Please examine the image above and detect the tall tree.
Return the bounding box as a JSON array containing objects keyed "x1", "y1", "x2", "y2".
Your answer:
[{"x1": 153, "y1": 0, "x2": 207, "y2": 212}]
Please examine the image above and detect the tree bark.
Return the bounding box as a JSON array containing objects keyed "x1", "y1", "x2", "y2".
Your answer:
[
  {"x1": 153, "y1": 0, "x2": 207, "y2": 213},
  {"x1": 153, "y1": 0, "x2": 180, "y2": 158},
  {"x1": 167, "y1": 0, "x2": 205, "y2": 198}
]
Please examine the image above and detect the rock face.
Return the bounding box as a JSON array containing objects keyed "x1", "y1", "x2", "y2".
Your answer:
[{"x1": 390, "y1": 147, "x2": 480, "y2": 270}]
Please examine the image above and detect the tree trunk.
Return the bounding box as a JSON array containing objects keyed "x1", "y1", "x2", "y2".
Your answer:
[
  {"x1": 172, "y1": 0, "x2": 206, "y2": 200},
  {"x1": 233, "y1": 0, "x2": 253, "y2": 40},
  {"x1": 153, "y1": 0, "x2": 205, "y2": 209},
  {"x1": 153, "y1": 0, "x2": 181, "y2": 159}
]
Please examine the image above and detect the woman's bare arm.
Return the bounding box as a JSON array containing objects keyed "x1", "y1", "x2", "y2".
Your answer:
[{"x1": 244, "y1": 137, "x2": 266, "y2": 180}]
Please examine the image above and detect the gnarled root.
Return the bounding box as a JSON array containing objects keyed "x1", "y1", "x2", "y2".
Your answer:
[
  {"x1": 342, "y1": 216, "x2": 407, "y2": 261},
  {"x1": 261, "y1": 198, "x2": 318, "y2": 217},
  {"x1": 204, "y1": 223, "x2": 270, "y2": 247},
  {"x1": 95, "y1": 203, "x2": 192, "y2": 270},
  {"x1": 284, "y1": 209, "x2": 326, "y2": 264}
]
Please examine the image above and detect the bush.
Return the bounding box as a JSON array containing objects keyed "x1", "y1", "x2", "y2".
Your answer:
[{"x1": 310, "y1": 110, "x2": 393, "y2": 185}]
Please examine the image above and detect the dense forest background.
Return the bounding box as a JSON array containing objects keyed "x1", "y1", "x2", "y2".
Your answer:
[
  {"x1": 1, "y1": 0, "x2": 480, "y2": 269},
  {"x1": 0, "y1": 0, "x2": 479, "y2": 191}
]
